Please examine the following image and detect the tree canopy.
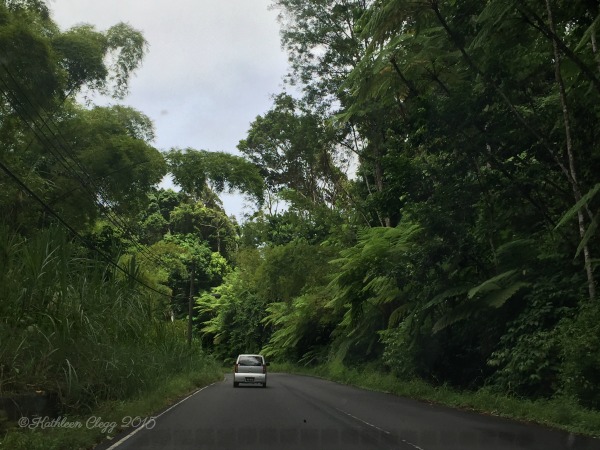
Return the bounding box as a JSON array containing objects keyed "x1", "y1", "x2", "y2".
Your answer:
[
  {"x1": 197, "y1": 0, "x2": 600, "y2": 410},
  {"x1": 1, "y1": 0, "x2": 600, "y2": 423}
]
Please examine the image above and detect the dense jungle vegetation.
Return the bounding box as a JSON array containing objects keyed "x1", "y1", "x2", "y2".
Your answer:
[{"x1": 1, "y1": 0, "x2": 599, "y2": 426}]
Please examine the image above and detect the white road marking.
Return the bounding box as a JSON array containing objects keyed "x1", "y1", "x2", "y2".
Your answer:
[
  {"x1": 335, "y1": 407, "x2": 391, "y2": 435},
  {"x1": 104, "y1": 382, "x2": 218, "y2": 450},
  {"x1": 335, "y1": 408, "x2": 426, "y2": 450},
  {"x1": 400, "y1": 438, "x2": 425, "y2": 450}
]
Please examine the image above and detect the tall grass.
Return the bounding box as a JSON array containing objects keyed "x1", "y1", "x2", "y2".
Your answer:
[{"x1": 0, "y1": 225, "x2": 218, "y2": 411}]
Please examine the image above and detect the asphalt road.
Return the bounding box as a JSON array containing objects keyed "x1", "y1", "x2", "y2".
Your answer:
[{"x1": 96, "y1": 373, "x2": 600, "y2": 450}]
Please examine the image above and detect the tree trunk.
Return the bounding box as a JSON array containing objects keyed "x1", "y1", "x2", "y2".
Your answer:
[
  {"x1": 373, "y1": 142, "x2": 391, "y2": 227},
  {"x1": 591, "y1": 22, "x2": 600, "y2": 75},
  {"x1": 545, "y1": 0, "x2": 596, "y2": 301},
  {"x1": 431, "y1": 0, "x2": 596, "y2": 301}
]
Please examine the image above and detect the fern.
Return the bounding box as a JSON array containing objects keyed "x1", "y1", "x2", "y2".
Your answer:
[
  {"x1": 467, "y1": 270, "x2": 517, "y2": 298},
  {"x1": 575, "y1": 214, "x2": 598, "y2": 259},
  {"x1": 431, "y1": 270, "x2": 530, "y2": 334},
  {"x1": 555, "y1": 183, "x2": 600, "y2": 230},
  {"x1": 485, "y1": 282, "x2": 530, "y2": 308}
]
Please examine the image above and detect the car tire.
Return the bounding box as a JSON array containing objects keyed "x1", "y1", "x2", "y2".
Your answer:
[
  {"x1": 233, "y1": 382, "x2": 239, "y2": 388},
  {"x1": 262, "y1": 382, "x2": 267, "y2": 388}
]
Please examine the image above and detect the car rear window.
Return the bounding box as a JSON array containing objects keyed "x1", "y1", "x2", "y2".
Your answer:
[{"x1": 238, "y1": 356, "x2": 263, "y2": 366}]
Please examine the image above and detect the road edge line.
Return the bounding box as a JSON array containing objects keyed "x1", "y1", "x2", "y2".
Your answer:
[{"x1": 104, "y1": 382, "x2": 218, "y2": 450}]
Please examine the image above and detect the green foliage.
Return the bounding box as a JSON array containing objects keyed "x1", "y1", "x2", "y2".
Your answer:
[
  {"x1": 0, "y1": 2, "x2": 159, "y2": 233},
  {"x1": 1, "y1": 101, "x2": 166, "y2": 232},
  {"x1": 0, "y1": 1, "x2": 58, "y2": 110},
  {"x1": 255, "y1": 239, "x2": 335, "y2": 304},
  {"x1": 154, "y1": 233, "x2": 225, "y2": 309},
  {"x1": 68, "y1": 105, "x2": 166, "y2": 215},
  {"x1": 0, "y1": 1, "x2": 146, "y2": 101},
  {"x1": 196, "y1": 271, "x2": 268, "y2": 361},
  {"x1": 137, "y1": 188, "x2": 187, "y2": 245},
  {"x1": 328, "y1": 222, "x2": 421, "y2": 349},
  {"x1": 238, "y1": 93, "x2": 347, "y2": 209},
  {"x1": 486, "y1": 266, "x2": 580, "y2": 398},
  {"x1": 104, "y1": 22, "x2": 147, "y2": 98},
  {"x1": 169, "y1": 201, "x2": 237, "y2": 256},
  {"x1": 0, "y1": 225, "x2": 208, "y2": 411},
  {"x1": 222, "y1": 0, "x2": 600, "y2": 409},
  {"x1": 197, "y1": 238, "x2": 338, "y2": 363},
  {"x1": 0, "y1": 1, "x2": 241, "y2": 430},
  {"x1": 131, "y1": 189, "x2": 237, "y2": 321},
  {"x1": 166, "y1": 148, "x2": 264, "y2": 204},
  {"x1": 4, "y1": 0, "x2": 600, "y2": 422},
  {"x1": 379, "y1": 322, "x2": 421, "y2": 379},
  {"x1": 273, "y1": 0, "x2": 371, "y2": 105},
  {"x1": 560, "y1": 301, "x2": 600, "y2": 408},
  {"x1": 555, "y1": 183, "x2": 600, "y2": 258},
  {"x1": 52, "y1": 24, "x2": 109, "y2": 93},
  {"x1": 261, "y1": 288, "x2": 338, "y2": 364},
  {"x1": 52, "y1": 21, "x2": 147, "y2": 98},
  {"x1": 0, "y1": 357, "x2": 221, "y2": 450},
  {"x1": 430, "y1": 270, "x2": 530, "y2": 335}
]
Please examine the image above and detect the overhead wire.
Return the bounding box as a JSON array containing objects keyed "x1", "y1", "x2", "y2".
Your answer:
[
  {"x1": 0, "y1": 157, "x2": 171, "y2": 298},
  {"x1": 0, "y1": 71, "x2": 177, "y2": 297},
  {"x1": 1, "y1": 65, "x2": 168, "y2": 269},
  {"x1": 0, "y1": 63, "x2": 170, "y2": 270}
]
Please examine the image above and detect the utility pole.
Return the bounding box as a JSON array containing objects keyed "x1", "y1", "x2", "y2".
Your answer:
[{"x1": 187, "y1": 262, "x2": 195, "y2": 347}]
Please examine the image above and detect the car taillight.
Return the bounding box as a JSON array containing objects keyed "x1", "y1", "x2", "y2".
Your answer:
[
  {"x1": 234, "y1": 364, "x2": 239, "y2": 373},
  {"x1": 262, "y1": 364, "x2": 266, "y2": 374}
]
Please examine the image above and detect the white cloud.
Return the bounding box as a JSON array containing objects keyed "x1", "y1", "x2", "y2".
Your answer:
[{"x1": 49, "y1": 0, "x2": 289, "y2": 218}]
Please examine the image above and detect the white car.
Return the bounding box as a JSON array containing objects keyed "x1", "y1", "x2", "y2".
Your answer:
[{"x1": 233, "y1": 354, "x2": 269, "y2": 388}]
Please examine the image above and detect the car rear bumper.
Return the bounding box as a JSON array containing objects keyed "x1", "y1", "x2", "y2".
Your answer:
[{"x1": 234, "y1": 373, "x2": 267, "y2": 384}]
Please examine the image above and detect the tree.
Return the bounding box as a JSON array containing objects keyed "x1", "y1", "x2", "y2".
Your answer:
[
  {"x1": 0, "y1": 1, "x2": 158, "y2": 233},
  {"x1": 166, "y1": 148, "x2": 265, "y2": 206},
  {"x1": 196, "y1": 270, "x2": 268, "y2": 360},
  {"x1": 238, "y1": 93, "x2": 348, "y2": 212},
  {"x1": 0, "y1": 1, "x2": 224, "y2": 416},
  {"x1": 332, "y1": 0, "x2": 599, "y2": 391},
  {"x1": 170, "y1": 201, "x2": 237, "y2": 257},
  {"x1": 228, "y1": 0, "x2": 599, "y2": 402},
  {"x1": 147, "y1": 233, "x2": 228, "y2": 318}
]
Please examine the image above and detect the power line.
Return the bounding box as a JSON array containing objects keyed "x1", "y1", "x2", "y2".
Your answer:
[
  {"x1": 0, "y1": 64, "x2": 158, "y2": 253},
  {"x1": 0, "y1": 71, "x2": 177, "y2": 298},
  {"x1": 0, "y1": 63, "x2": 169, "y2": 270},
  {"x1": 0, "y1": 157, "x2": 172, "y2": 298}
]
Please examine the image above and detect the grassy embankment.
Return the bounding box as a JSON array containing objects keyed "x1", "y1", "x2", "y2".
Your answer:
[
  {"x1": 270, "y1": 361, "x2": 600, "y2": 438},
  {"x1": 0, "y1": 361, "x2": 222, "y2": 450},
  {"x1": 0, "y1": 227, "x2": 223, "y2": 450}
]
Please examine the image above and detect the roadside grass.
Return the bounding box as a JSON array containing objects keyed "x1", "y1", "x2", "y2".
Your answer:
[
  {"x1": 0, "y1": 361, "x2": 222, "y2": 450},
  {"x1": 0, "y1": 226, "x2": 221, "y2": 449},
  {"x1": 270, "y1": 361, "x2": 600, "y2": 438}
]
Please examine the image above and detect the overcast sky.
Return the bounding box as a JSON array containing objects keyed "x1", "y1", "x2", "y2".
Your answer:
[{"x1": 48, "y1": 0, "x2": 289, "y2": 219}]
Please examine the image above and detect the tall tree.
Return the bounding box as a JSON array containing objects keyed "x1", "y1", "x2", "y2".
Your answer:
[
  {"x1": 166, "y1": 148, "x2": 265, "y2": 207},
  {"x1": 238, "y1": 93, "x2": 348, "y2": 212},
  {"x1": 273, "y1": 0, "x2": 398, "y2": 226},
  {"x1": 0, "y1": 0, "x2": 158, "y2": 232}
]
